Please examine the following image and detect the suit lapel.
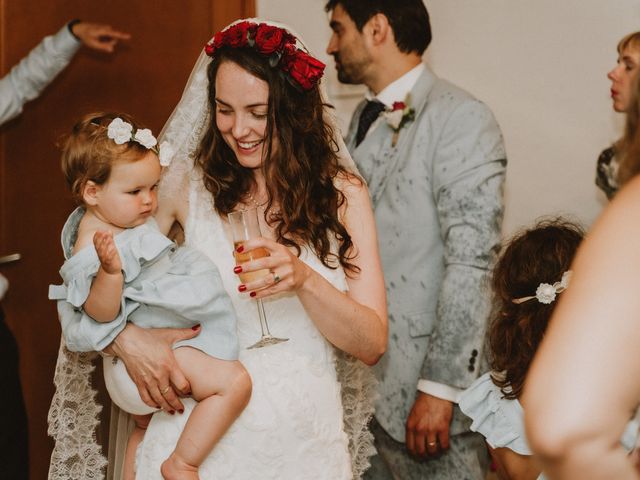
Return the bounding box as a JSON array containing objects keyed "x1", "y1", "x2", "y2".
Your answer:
[{"x1": 352, "y1": 66, "x2": 437, "y2": 207}]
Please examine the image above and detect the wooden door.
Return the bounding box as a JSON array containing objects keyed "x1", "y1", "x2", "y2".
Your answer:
[{"x1": 0, "y1": 1, "x2": 254, "y2": 478}]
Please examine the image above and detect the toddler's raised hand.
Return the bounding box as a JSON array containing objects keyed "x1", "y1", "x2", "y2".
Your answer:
[{"x1": 93, "y1": 230, "x2": 122, "y2": 275}]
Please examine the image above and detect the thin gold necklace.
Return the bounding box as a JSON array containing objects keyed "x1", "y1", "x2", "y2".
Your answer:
[
  {"x1": 247, "y1": 191, "x2": 267, "y2": 209},
  {"x1": 247, "y1": 191, "x2": 281, "y2": 216}
]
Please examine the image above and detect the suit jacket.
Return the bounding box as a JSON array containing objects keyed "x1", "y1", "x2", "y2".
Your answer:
[{"x1": 346, "y1": 65, "x2": 506, "y2": 442}]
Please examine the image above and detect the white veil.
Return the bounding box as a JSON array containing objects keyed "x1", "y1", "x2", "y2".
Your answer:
[{"x1": 49, "y1": 18, "x2": 376, "y2": 480}]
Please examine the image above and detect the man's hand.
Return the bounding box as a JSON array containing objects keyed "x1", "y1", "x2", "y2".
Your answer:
[
  {"x1": 106, "y1": 323, "x2": 200, "y2": 413},
  {"x1": 71, "y1": 22, "x2": 131, "y2": 53},
  {"x1": 406, "y1": 392, "x2": 454, "y2": 457}
]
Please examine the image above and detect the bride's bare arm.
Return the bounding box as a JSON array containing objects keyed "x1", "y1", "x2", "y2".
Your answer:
[
  {"x1": 155, "y1": 176, "x2": 189, "y2": 235},
  {"x1": 523, "y1": 175, "x2": 640, "y2": 479},
  {"x1": 238, "y1": 176, "x2": 388, "y2": 365}
]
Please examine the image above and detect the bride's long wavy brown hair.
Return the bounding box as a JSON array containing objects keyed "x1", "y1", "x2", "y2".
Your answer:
[{"x1": 197, "y1": 46, "x2": 359, "y2": 273}]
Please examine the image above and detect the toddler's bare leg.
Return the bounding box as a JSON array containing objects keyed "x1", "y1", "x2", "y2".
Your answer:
[
  {"x1": 160, "y1": 348, "x2": 251, "y2": 480},
  {"x1": 123, "y1": 414, "x2": 152, "y2": 480}
]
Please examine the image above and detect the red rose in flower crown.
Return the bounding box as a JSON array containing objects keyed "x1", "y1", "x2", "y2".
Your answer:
[
  {"x1": 225, "y1": 21, "x2": 255, "y2": 48},
  {"x1": 204, "y1": 21, "x2": 325, "y2": 91},
  {"x1": 282, "y1": 48, "x2": 326, "y2": 91},
  {"x1": 205, "y1": 31, "x2": 224, "y2": 56},
  {"x1": 254, "y1": 23, "x2": 295, "y2": 55}
]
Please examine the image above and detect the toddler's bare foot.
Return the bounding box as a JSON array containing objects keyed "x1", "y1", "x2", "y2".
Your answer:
[{"x1": 160, "y1": 453, "x2": 199, "y2": 480}]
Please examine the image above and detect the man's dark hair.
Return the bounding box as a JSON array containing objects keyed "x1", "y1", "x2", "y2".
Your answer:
[{"x1": 325, "y1": 0, "x2": 431, "y2": 55}]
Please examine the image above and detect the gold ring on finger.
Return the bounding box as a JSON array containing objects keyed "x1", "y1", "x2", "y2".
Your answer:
[
  {"x1": 161, "y1": 385, "x2": 170, "y2": 395},
  {"x1": 272, "y1": 272, "x2": 281, "y2": 284}
]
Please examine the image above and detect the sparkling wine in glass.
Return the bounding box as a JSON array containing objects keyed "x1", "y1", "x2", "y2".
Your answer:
[{"x1": 228, "y1": 207, "x2": 288, "y2": 349}]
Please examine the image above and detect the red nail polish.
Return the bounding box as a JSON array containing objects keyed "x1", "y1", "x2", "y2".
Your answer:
[
  {"x1": 250, "y1": 291, "x2": 256, "y2": 298},
  {"x1": 234, "y1": 265, "x2": 243, "y2": 274},
  {"x1": 169, "y1": 410, "x2": 175, "y2": 415},
  {"x1": 236, "y1": 245, "x2": 244, "y2": 253},
  {"x1": 191, "y1": 324, "x2": 201, "y2": 331},
  {"x1": 178, "y1": 409, "x2": 184, "y2": 414},
  {"x1": 238, "y1": 284, "x2": 247, "y2": 292}
]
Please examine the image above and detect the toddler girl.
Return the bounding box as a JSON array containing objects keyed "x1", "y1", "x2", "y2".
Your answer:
[
  {"x1": 459, "y1": 218, "x2": 638, "y2": 479},
  {"x1": 49, "y1": 112, "x2": 251, "y2": 480}
]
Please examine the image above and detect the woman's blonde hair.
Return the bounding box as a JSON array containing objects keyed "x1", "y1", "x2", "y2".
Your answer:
[
  {"x1": 618, "y1": 31, "x2": 640, "y2": 55},
  {"x1": 60, "y1": 112, "x2": 150, "y2": 204},
  {"x1": 612, "y1": 32, "x2": 640, "y2": 185}
]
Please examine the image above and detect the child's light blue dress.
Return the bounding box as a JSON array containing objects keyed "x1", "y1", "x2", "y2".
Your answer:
[
  {"x1": 49, "y1": 207, "x2": 239, "y2": 362},
  {"x1": 459, "y1": 372, "x2": 639, "y2": 480}
]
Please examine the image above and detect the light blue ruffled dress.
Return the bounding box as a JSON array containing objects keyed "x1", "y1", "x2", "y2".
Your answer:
[
  {"x1": 459, "y1": 372, "x2": 639, "y2": 480},
  {"x1": 49, "y1": 207, "x2": 239, "y2": 361}
]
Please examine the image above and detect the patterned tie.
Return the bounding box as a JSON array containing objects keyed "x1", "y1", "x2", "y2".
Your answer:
[{"x1": 355, "y1": 100, "x2": 386, "y2": 146}]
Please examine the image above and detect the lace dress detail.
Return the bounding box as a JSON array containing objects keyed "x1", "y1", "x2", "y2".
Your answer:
[
  {"x1": 48, "y1": 339, "x2": 107, "y2": 479},
  {"x1": 133, "y1": 175, "x2": 375, "y2": 479}
]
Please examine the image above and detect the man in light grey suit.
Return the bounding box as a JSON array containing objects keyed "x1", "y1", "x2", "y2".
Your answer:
[{"x1": 325, "y1": 1, "x2": 506, "y2": 478}]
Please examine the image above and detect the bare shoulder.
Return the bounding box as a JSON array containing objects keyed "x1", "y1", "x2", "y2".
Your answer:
[
  {"x1": 334, "y1": 170, "x2": 368, "y2": 204},
  {"x1": 590, "y1": 175, "x2": 640, "y2": 243},
  {"x1": 73, "y1": 216, "x2": 99, "y2": 254},
  {"x1": 569, "y1": 175, "x2": 640, "y2": 291}
]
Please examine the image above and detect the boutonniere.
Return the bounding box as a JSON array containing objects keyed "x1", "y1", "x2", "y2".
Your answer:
[{"x1": 383, "y1": 95, "x2": 415, "y2": 147}]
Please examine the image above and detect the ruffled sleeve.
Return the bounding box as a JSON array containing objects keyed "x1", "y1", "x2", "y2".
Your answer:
[
  {"x1": 49, "y1": 220, "x2": 175, "y2": 352},
  {"x1": 458, "y1": 372, "x2": 531, "y2": 455},
  {"x1": 117, "y1": 222, "x2": 175, "y2": 283},
  {"x1": 49, "y1": 252, "x2": 99, "y2": 308},
  {"x1": 621, "y1": 419, "x2": 639, "y2": 452},
  {"x1": 49, "y1": 248, "x2": 136, "y2": 352}
]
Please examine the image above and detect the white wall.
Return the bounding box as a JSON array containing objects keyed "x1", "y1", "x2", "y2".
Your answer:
[{"x1": 257, "y1": 0, "x2": 640, "y2": 235}]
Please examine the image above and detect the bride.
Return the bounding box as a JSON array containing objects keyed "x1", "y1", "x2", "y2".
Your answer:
[{"x1": 48, "y1": 19, "x2": 387, "y2": 480}]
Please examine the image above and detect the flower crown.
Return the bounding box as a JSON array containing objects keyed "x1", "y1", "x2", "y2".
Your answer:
[
  {"x1": 204, "y1": 21, "x2": 325, "y2": 91},
  {"x1": 512, "y1": 271, "x2": 572, "y2": 305},
  {"x1": 106, "y1": 118, "x2": 174, "y2": 166}
]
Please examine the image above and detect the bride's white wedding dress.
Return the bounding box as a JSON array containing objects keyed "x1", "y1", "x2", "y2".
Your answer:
[{"x1": 134, "y1": 176, "x2": 353, "y2": 479}]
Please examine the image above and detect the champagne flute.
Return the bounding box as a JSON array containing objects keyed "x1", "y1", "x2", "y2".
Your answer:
[{"x1": 228, "y1": 207, "x2": 289, "y2": 349}]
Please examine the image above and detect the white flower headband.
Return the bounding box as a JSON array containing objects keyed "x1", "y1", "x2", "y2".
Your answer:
[
  {"x1": 512, "y1": 271, "x2": 571, "y2": 305},
  {"x1": 106, "y1": 117, "x2": 174, "y2": 166}
]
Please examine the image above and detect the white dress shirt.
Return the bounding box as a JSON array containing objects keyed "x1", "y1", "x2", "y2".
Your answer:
[{"x1": 363, "y1": 63, "x2": 426, "y2": 140}]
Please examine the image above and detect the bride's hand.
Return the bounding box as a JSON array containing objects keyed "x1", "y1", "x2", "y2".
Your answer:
[
  {"x1": 233, "y1": 237, "x2": 312, "y2": 299},
  {"x1": 105, "y1": 323, "x2": 200, "y2": 413}
]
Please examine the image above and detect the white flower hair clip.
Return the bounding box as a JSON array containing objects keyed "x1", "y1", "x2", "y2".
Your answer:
[
  {"x1": 106, "y1": 118, "x2": 174, "y2": 166},
  {"x1": 107, "y1": 117, "x2": 133, "y2": 145},
  {"x1": 512, "y1": 270, "x2": 572, "y2": 305},
  {"x1": 158, "y1": 141, "x2": 175, "y2": 167}
]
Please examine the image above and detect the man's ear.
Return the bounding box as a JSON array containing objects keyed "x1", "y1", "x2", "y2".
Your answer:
[
  {"x1": 82, "y1": 180, "x2": 100, "y2": 206},
  {"x1": 366, "y1": 13, "x2": 391, "y2": 47}
]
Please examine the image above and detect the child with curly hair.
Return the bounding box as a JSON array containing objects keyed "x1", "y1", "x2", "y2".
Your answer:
[{"x1": 459, "y1": 218, "x2": 639, "y2": 479}]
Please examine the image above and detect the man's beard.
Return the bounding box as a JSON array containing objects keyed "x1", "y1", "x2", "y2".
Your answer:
[{"x1": 333, "y1": 54, "x2": 367, "y2": 85}]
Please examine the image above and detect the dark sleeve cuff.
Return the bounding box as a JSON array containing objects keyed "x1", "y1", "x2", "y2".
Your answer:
[{"x1": 67, "y1": 19, "x2": 82, "y2": 41}]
